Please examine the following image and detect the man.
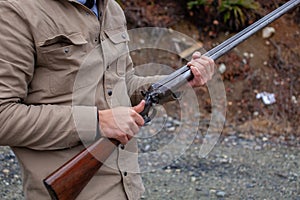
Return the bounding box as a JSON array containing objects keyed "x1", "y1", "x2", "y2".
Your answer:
[{"x1": 0, "y1": 0, "x2": 214, "y2": 199}]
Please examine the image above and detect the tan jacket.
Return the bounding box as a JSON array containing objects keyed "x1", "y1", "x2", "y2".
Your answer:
[{"x1": 0, "y1": 0, "x2": 158, "y2": 199}]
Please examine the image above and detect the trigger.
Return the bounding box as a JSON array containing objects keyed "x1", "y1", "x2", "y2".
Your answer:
[
  {"x1": 143, "y1": 115, "x2": 151, "y2": 125},
  {"x1": 143, "y1": 107, "x2": 157, "y2": 125}
]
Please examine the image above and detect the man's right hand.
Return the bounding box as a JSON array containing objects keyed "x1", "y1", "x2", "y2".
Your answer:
[{"x1": 98, "y1": 100, "x2": 145, "y2": 144}]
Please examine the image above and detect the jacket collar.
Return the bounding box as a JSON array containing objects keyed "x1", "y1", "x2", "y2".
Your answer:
[
  {"x1": 68, "y1": 0, "x2": 109, "y2": 7},
  {"x1": 66, "y1": 0, "x2": 109, "y2": 10},
  {"x1": 66, "y1": 0, "x2": 109, "y2": 19}
]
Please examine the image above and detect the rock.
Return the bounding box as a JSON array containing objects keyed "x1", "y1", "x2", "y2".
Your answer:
[
  {"x1": 2, "y1": 169, "x2": 10, "y2": 174},
  {"x1": 291, "y1": 96, "x2": 298, "y2": 104},
  {"x1": 243, "y1": 52, "x2": 249, "y2": 58},
  {"x1": 216, "y1": 190, "x2": 226, "y2": 197},
  {"x1": 139, "y1": 39, "x2": 145, "y2": 44},
  {"x1": 262, "y1": 27, "x2": 275, "y2": 39},
  {"x1": 218, "y1": 63, "x2": 226, "y2": 74},
  {"x1": 253, "y1": 111, "x2": 259, "y2": 116},
  {"x1": 144, "y1": 144, "x2": 151, "y2": 151},
  {"x1": 191, "y1": 176, "x2": 197, "y2": 182}
]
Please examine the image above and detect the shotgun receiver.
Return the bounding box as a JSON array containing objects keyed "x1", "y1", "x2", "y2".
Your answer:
[{"x1": 43, "y1": 1, "x2": 300, "y2": 199}]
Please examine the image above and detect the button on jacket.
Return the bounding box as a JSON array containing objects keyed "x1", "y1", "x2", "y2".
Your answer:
[{"x1": 0, "y1": 0, "x2": 160, "y2": 199}]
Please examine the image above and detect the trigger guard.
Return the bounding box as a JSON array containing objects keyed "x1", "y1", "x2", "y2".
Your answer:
[
  {"x1": 143, "y1": 107, "x2": 157, "y2": 125},
  {"x1": 149, "y1": 107, "x2": 157, "y2": 120}
]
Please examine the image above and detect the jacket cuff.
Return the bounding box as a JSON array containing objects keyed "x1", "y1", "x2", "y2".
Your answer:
[
  {"x1": 72, "y1": 106, "x2": 98, "y2": 144},
  {"x1": 95, "y1": 110, "x2": 101, "y2": 140}
]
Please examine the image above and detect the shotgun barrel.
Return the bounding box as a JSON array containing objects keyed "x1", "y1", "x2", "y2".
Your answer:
[
  {"x1": 43, "y1": 1, "x2": 300, "y2": 199},
  {"x1": 155, "y1": 0, "x2": 300, "y2": 90}
]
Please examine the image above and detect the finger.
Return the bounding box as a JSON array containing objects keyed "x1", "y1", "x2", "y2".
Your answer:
[
  {"x1": 132, "y1": 100, "x2": 145, "y2": 126},
  {"x1": 127, "y1": 134, "x2": 133, "y2": 141},
  {"x1": 201, "y1": 56, "x2": 215, "y2": 74},
  {"x1": 127, "y1": 110, "x2": 144, "y2": 127},
  {"x1": 134, "y1": 113, "x2": 145, "y2": 127},
  {"x1": 194, "y1": 59, "x2": 213, "y2": 79},
  {"x1": 191, "y1": 63, "x2": 208, "y2": 81},
  {"x1": 191, "y1": 55, "x2": 214, "y2": 69},
  {"x1": 126, "y1": 123, "x2": 139, "y2": 140},
  {"x1": 190, "y1": 65, "x2": 201, "y2": 77},
  {"x1": 190, "y1": 66, "x2": 206, "y2": 85},
  {"x1": 120, "y1": 114, "x2": 141, "y2": 135},
  {"x1": 192, "y1": 54, "x2": 213, "y2": 71},
  {"x1": 129, "y1": 122, "x2": 140, "y2": 135},
  {"x1": 133, "y1": 100, "x2": 145, "y2": 113},
  {"x1": 118, "y1": 132, "x2": 129, "y2": 145}
]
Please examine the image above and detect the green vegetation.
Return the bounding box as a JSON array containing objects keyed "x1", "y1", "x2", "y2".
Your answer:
[
  {"x1": 187, "y1": 0, "x2": 208, "y2": 10},
  {"x1": 187, "y1": 0, "x2": 260, "y2": 31}
]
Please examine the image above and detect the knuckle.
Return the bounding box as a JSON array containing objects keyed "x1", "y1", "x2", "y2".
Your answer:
[
  {"x1": 116, "y1": 131, "x2": 124, "y2": 138},
  {"x1": 203, "y1": 59, "x2": 210, "y2": 66},
  {"x1": 128, "y1": 119, "x2": 136, "y2": 127},
  {"x1": 129, "y1": 109, "x2": 136, "y2": 117},
  {"x1": 208, "y1": 58, "x2": 214, "y2": 65},
  {"x1": 123, "y1": 126, "x2": 130, "y2": 134},
  {"x1": 119, "y1": 134, "x2": 127, "y2": 143}
]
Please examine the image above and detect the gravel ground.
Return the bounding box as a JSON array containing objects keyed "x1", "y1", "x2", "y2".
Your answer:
[
  {"x1": 0, "y1": 147, "x2": 23, "y2": 199},
  {"x1": 0, "y1": 116, "x2": 299, "y2": 200},
  {"x1": 141, "y1": 141, "x2": 300, "y2": 200}
]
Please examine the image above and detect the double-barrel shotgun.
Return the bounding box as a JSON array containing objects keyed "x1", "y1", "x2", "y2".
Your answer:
[{"x1": 43, "y1": 0, "x2": 300, "y2": 199}]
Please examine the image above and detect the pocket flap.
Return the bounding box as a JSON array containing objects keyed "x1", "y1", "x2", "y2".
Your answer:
[
  {"x1": 104, "y1": 27, "x2": 130, "y2": 44},
  {"x1": 39, "y1": 33, "x2": 88, "y2": 47}
]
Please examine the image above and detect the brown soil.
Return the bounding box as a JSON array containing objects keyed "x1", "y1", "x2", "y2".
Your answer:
[{"x1": 121, "y1": 0, "x2": 300, "y2": 139}]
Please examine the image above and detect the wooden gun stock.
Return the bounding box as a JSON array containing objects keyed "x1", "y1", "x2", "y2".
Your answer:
[
  {"x1": 43, "y1": 0, "x2": 299, "y2": 199},
  {"x1": 43, "y1": 138, "x2": 119, "y2": 200}
]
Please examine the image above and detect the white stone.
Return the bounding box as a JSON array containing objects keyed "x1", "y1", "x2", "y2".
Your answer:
[
  {"x1": 291, "y1": 96, "x2": 298, "y2": 104},
  {"x1": 262, "y1": 27, "x2": 276, "y2": 39},
  {"x1": 218, "y1": 63, "x2": 226, "y2": 74},
  {"x1": 243, "y1": 52, "x2": 249, "y2": 58}
]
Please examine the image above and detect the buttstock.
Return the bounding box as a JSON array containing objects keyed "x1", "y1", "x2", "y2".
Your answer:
[{"x1": 43, "y1": 138, "x2": 119, "y2": 200}]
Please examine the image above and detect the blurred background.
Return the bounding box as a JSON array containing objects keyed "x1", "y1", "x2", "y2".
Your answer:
[{"x1": 119, "y1": 0, "x2": 300, "y2": 142}]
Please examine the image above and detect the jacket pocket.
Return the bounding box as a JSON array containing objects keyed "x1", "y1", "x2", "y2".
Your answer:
[
  {"x1": 38, "y1": 32, "x2": 88, "y2": 67},
  {"x1": 37, "y1": 33, "x2": 88, "y2": 95},
  {"x1": 103, "y1": 26, "x2": 129, "y2": 77}
]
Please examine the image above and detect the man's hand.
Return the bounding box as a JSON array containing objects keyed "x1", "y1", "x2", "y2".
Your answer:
[
  {"x1": 188, "y1": 51, "x2": 215, "y2": 87},
  {"x1": 98, "y1": 100, "x2": 145, "y2": 144}
]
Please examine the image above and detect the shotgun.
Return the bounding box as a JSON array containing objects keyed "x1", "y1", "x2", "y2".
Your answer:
[{"x1": 43, "y1": 1, "x2": 300, "y2": 199}]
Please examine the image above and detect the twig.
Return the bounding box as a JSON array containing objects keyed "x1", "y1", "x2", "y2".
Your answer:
[{"x1": 269, "y1": 39, "x2": 285, "y2": 70}]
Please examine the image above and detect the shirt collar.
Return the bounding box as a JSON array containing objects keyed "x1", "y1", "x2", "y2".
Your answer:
[{"x1": 76, "y1": 0, "x2": 98, "y2": 16}]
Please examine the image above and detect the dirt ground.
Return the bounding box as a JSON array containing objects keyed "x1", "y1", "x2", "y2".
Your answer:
[
  {"x1": 124, "y1": 2, "x2": 300, "y2": 198},
  {"x1": 121, "y1": 0, "x2": 300, "y2": 138}
]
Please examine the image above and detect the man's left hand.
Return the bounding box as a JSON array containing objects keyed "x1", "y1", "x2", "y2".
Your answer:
[{"x1": 188, "y1": 51, "x2": 215, "y2": 87}]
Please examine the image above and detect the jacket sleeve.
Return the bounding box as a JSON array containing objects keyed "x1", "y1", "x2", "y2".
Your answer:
[
  {"x1": 124, "y1": 53, "x2": 181, "y2": 106},
  {"x1": 124, "y1": 56, "x2": 161, "y2": 106},
  {"x1": 0, "y1": 2, "x2": 97, "y2": 150}
]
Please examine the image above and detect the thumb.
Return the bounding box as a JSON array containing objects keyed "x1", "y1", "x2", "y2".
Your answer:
[{"x1": 133, "y1": 100, "x2": 145, "y2": 113}]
